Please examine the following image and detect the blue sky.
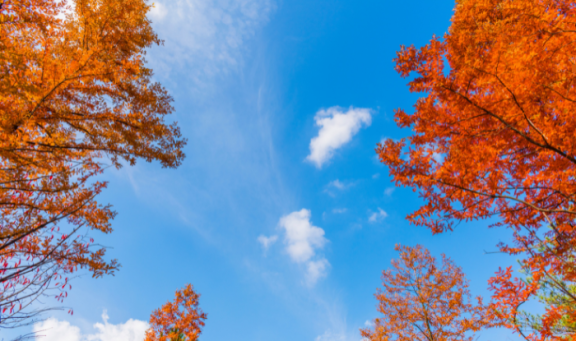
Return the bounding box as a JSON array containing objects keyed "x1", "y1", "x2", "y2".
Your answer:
[{"x1": 8, "y1": 1, "x2": 524, "y2": 340}]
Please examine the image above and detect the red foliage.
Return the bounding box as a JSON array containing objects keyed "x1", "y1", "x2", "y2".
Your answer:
[
  {"x1": 146, "y1": 284, "x2": 207, "y2": 341},
  {"x1": 379, "y1": 0, "x2": 576, "y2": 339}
]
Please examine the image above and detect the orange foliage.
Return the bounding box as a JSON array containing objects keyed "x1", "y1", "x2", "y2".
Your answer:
[
  {"x1": 145, "y1": 284, "x2": 207, "y2": 341},
  {"x1": 378, "y1": 0, "x2": 576, "y2": 339},
  {"x1": 0, "y1": 0, "x2": 185, "y2": 327},
  {"x1": 362, "y1": 245, "x2": 497, "y2": 341}
]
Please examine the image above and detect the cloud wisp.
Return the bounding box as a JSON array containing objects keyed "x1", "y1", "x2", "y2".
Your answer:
[
  {"x1": 277, "y1": 209, "x2": 330, "y2": 286},
  {"x1": 33, "y1": 311, "x2": 148, "y2": 341},
  {"x1": 147, "y1": 0, "x2": 274, "y2": 93},
  {"x1": 307, "y1": 107, "x2": 372, "y2": 168},
  {"x1": 258, "y1": 234, "x2": 278, "y2": 252},
  {"x1": 324, "y1": 179, "x2": 355, "y2": 197},
  {"x1": 368, "y1": 208, "x2": 388, "y2": 223},
  {"x1": 328, "y1": 179, "x2": 354, "y2": 191}
]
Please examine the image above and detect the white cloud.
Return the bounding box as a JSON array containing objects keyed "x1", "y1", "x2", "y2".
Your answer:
[
  {"x1": 306, "y1": 259, "x2": 329, "y2": 286},
  {"x1": 332, "y1": 208, "x2": 347, "y2": 214},
  {"x1": 307, "y1": 107, "x2": 372, "y2": 168},
  {"x1": 372, "y1": 173, "x2": 380, "y2": 179},
  {"x1": 278, "y1": 209, "x2": 330, "y2": 286},
  {"x1": 329, "y1": 179, "x2": 347, "y2": 190},
  {"x1": 147, "y1": 0, "x2": 274, "y2": 92},
  {"x1": 33, "y1": 311, "x2": 148, "y2": 341},
  {"x1": 88, "y1": 311, "x2": 148, "y2": 341},
  {"x1": 384, "y1": 187, "x2": 394, "y2": 196},
  {"x1": 325, "y1": 179, "x2": 354, "y2": 196},
  {"x1": 279, "y1": 209, "x2": 327, "y2": 263},
  {"x1": 34, "y1": 318, "x2": 81, "y2": 341},
  {"x1": 258, "y1": 234, "x2": 278, "y2": 251},
  {"x1": 368, "y1": 208, "x2": 388, "y2": 223}
]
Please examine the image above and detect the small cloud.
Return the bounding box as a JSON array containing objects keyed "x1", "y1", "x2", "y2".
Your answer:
[
  {"x1": 257, "y1": 235, "x2": 278, "y2": 251},
  {"x1": 327, "y1": 179, "x2": 353, "y2": 190},
  {"x1": 329, "y1": 179, "x2": 347, "y2": 190},
  {"x1": 325, "y1": 179, "x2": 354, "y2": 196},
  {"x1": 332, "y1": 208, "x2": 347, "y2": 214},
  {"x1": 364, "y1": 320, "x2": 375, "y2": 327},
  {"x1": 280, "y1": 209, "x2": 327, "y2": 263},
  {"x1": 278, "y1": 209, "x2": 330, "y2": 286},
  {"x1": 372, "y1": 173, "x2": 380, "y2": 179},
  {"x1": 307, "y1": 107, "x2": 372, "y2": 168},
  {"x1": 384, "y1": 187, "x2": 395, "y2": 196},
  {"x1": 306, "y1": 259, "x2": 330, "y2": 286},
  {"x1": 368, "y1": 208, "x2": 388, "y2": 223}
]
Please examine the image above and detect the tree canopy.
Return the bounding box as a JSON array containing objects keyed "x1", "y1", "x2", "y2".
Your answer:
[
  {"x1": 146, "y1": 284, "x2": 207, "y2": 341},
  {"x1": 0, "y1": 0, "x2": 185, "y2": 327},
  {"x1": 362, "y1": 245, "x2": 496, "y2": 341},
  {"x1": 379, "y1": 0, "x2": 576, "y2": 339}
]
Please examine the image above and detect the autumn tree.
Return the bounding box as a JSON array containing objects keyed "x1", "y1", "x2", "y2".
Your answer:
[
  {"x1": 362, "y1": 245, "x2": 497, "y2": 341},
  {"x1": 378, "y1": 0, "x2": 576, "y2": 339},
  {"x1": 0, "y1": 0, "x2": 185, "y2": 328},
  {"x1": 145, "y1": 284, "x2": 207, "y2": 341}
]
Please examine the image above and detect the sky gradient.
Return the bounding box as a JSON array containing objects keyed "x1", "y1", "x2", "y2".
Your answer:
[{"x1": 5, "y1": 1, "x2": 524, "y2": 340}]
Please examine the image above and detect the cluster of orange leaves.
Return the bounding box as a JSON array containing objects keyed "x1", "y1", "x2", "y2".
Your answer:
[
  {"x1": 0, "y1": 0, "x2": 185, "y2": 327},
  {"x1": 376, "y1": 0, "x2": 576, "y2": 339},
  {"x1": 362, "y1": 245, "x2": 499, "y2": 341},
  {"x1": 145, "y1": 284, "x2": 207, "y2": 341}
]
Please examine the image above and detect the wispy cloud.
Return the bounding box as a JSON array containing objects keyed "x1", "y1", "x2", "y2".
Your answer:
[
  {"x1": 147, "y1": 0, "x2": 274, "y2": 93},
  {"x1": 278, "y1": 209, "x2": 329, "y2": 286},
  {"x1": 316, "y1": 330, "x2": 349, "y2": 341},
  {"x1": 368, "y1": 208, "x2": 388, "y2": 223},
  {"x1": 332, "y1": 208, "x2": 347, "y2": 214},
  {"x1": 258, "y1": 234, "x2": 278, "y2": 252},
  {"x1": 314, "y1": 302, "x2": 368, "y2": 341},
  {"x1": 384, "y1": 187, "x2": 395, "y2": 196},
  {"x1": 325, "y1": 179, "x2": 355, "y2": 196},
  {"x1": 307, "y1": 107, "x2": 372, "y2": 168},
  {"x1": 33, "y1": 311, "x2": 148, "y2": 341},
  {"x1": 107, "y1": 0, "x2": 286, "y2": 248},
  {"x1": 329, "y1": 179, "x2": 348, "y2": 190}
]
